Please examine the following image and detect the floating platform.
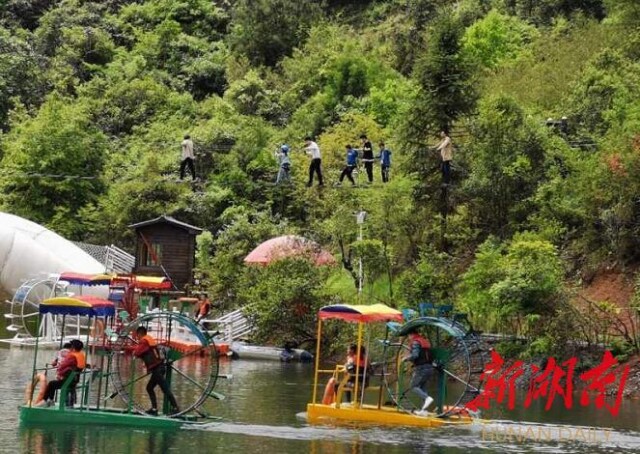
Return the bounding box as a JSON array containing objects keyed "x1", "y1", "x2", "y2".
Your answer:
[
  {"x1": 231, "y1": 342, "x2": 313, "y2": 361},
  {"x1": 305, "y1": 403, "x2": 473, "y2": 428},
  {"x1": 19, "y1": 405, "x2": 210, "y2": 429}
]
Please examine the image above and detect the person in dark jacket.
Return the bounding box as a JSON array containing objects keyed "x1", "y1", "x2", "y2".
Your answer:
[
  {"x1": 134, "y1": 326, "x2": 179, "y2": 416},
  {"x1": 337, "y1": 144, "x2": 358, "y2": 186},
  {"x1": 377, "y1": 141, "x2": 392, "y2": 183},
  {"x1": 403, "y1": 328, "x2": 434, "y2": 414},
  {"x1": 360, "y1": 134, "x2": 374, "y2": 183}
]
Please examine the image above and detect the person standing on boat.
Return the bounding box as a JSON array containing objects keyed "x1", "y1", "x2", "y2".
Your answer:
[
  {"x1": 134, "y1": 326, "x2": 179, "y2": 416},
  {"x1": 38, "y1": 339, "x2": 86, "y2": 406},
  {"x1": 403, "y1": 328, "x2": 434, "y2": 414},
  {"x1": 180, "y1": 134, "x2": 196, "y2": 181}
]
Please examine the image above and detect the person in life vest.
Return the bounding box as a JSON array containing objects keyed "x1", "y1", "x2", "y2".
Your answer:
[
  {"x1": 403, "y1": 328, "x2": 434, "y2": 414},
  {"x1": 134, "y1": 326, "x2": 179, "y2": 416},
  {"x1": 194, "y1": 293, "x2": 212, "y2": 323},
  {"x1": 37, "y1": 339, "x2": 86, "y2": 407},
  {"x1": 339, "y1": 343, "x2": 369, "y2": 403}
]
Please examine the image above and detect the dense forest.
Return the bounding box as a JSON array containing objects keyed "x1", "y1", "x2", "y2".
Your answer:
[{"x1": 2, "y1": 0, "x2": 640, "y2": 359}]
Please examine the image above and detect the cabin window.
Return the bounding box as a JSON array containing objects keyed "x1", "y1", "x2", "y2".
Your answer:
[{"x1": 144, "y1": 243, "x2": 163, "y2": 266}]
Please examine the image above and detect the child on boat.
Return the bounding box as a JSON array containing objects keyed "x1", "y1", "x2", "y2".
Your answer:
[{"x1": 37, "y1": 339, "x2": 86, "y2": 407}]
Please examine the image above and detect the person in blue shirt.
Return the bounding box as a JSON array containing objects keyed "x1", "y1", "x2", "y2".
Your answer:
[
  {"x1": 275, "y1": 144, "x2": 291, "y2": 185},
  {"x1": 336, "y1": 144, "x2": 358, "y2": 186},
  {"x1": 378, "y1": 141, "x2": 392, "y2": 183}
]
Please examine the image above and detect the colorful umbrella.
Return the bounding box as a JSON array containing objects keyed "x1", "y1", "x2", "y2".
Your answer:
[{"x1": 243, "y1": 235, "x2": 336, "y2": 266}]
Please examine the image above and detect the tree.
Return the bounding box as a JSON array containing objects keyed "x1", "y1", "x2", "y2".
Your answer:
[
  {"x1": 0, "y1": 27, "x2": 47, "y2": 131},
  {"x1": 463, "y1": 95, "x2": 546, "y2": 237},
  {"x1": 0, "y1": 96, "x2": 108, "y2": 239},
  {"x1": 458, "y1": 233, "x2": 565, "y2": 354},
  {"x1": 241, "y1": 257, "x2": 330, "y2": 345},
  {"x1": 228, "y1": 0, "x2": 323, "y2": 67},
  {"x1": 462, "y1": 10, "x2": 538, "y2": 70},
  {"x1": 401, "y1": 11, "x2": 477, "y2": 184}
]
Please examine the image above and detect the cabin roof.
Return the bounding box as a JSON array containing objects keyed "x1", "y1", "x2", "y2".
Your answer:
[{"x1": 129, "y1": 215, "x2": 203, "y2": 235}]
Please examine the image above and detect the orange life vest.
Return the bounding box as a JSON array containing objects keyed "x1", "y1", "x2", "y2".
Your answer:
[
  {"x1": 69, "y1": 351, "x2": 86, "y2": 370},
  {"x1": 139, "y1": 334, "x2": 162, "y2": 370}
]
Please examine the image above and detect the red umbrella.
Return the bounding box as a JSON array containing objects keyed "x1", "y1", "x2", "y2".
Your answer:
[{"x1": 244, "y1": 235, "x2": 336, "y2": 266}]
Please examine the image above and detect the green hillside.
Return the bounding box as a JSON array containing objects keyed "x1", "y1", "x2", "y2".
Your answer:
[{"x1": 1, "y1": 0, "x2": 640, "y2": 358}]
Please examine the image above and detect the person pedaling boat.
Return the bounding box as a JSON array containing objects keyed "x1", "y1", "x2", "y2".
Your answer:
[
  {"x1": 37, "y1": 339, "x2": 86, "y2": 407},
  {"x1": 134, "y1": 326, "x2": 180, "y2": 416},
  {"x1": 403, "y1": 327, "x2": 435, "y2": 414}
]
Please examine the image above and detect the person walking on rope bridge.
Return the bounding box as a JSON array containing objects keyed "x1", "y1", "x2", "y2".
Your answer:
[
  {"x1": 38, "y1": 339, "x2": 86, "y2": 407},
  {"x1": 435, "y1": 130, "x2": 452, "y2": 185},
  {"x1": 377, "y1": 141, "x2": 392, "y2": 183},
  {"x1": 336, "y1": 144, "x2": 358, "y2": 186},
  {"x1": 134, "y1": 326, "x2": 179, "y2": 416},
  {"x1": 180, "y1": 134, "x2": 196, "y2": 181},
  {"x1": 304, "y1": 136, "x2": 323, "y2": 187},
  {"x1": 403, "y1": 327, "x2": 434, "y2": 415},
  {"x1": 275, "y1": 144, "x2": 292, "y2": 185},
  {"x1": 360, "y1": 134, "x2": 374, "y2": 184}
]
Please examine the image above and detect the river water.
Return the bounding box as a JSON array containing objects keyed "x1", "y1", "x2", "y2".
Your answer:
[{"x1": 1, "y1": 322, "x2": 640, "y2": 453}]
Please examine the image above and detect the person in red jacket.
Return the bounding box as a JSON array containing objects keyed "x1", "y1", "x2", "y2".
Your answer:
[
  {"x1": 37, "y1": 339, "x2": 86, "y2": 406},
  {"x1": 134, "y1": 326, "x2": 179, "y2": 416}
]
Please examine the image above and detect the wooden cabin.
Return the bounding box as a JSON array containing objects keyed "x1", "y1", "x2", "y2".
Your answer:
[{"x1": 129, "y1": 215, "x2": 202, "y2": 291}]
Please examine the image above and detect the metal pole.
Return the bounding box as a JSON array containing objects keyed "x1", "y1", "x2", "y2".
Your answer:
[
  {"x1": 358, "y1": 222, "x2": 363, "y2": 298},
  {"x1": 356, "y1": 211, "x2": 366, "y2": 302}
]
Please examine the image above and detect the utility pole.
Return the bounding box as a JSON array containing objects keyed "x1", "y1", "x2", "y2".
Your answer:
[{"x1": 356, "y1": 210, "x2": 367, "y2": 300}]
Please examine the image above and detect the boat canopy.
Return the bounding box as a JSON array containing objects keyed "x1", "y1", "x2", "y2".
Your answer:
[
  {"x1": 132, "y1": 275, "x2": 172, "y2": 289},
  {"x1": 318, "y1": 303, "x2": 403, "y2": 323},
  {"x1": 40, "y1": 295, "x2": 116, "y2": 317},
  {"x1": 59, "y1": 272, "x2": 114, "y2": 286}
]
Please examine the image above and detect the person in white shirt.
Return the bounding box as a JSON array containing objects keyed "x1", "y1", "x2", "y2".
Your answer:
[
  {"x1": 304, "y1": 136, "x2": 323, "y2": 187},
  {"x1": 180, "y1": 134, "x2": 196, "y2": 181},
  {"x1": 435, "y1": 130, "x2": 452, "y2": 184}
]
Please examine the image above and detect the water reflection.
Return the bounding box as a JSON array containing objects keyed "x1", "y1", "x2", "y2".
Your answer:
[
  {"x1": 3, "y1": 345, "x2": 640, "y2": 453},
  {"x1": 21, "y1": 426, "x2": 179, "y2": 454}
]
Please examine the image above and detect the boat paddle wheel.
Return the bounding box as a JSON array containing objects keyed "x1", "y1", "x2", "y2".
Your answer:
[
  {"x1": 110, "y1": 312, "x2": 221, "y2": 418},
  {"x1": 382, "y1": 304, "x2": 489, "y2": 418},
  {"x1": 6, "y1": 277, "x2": 62, "y2": 339}
]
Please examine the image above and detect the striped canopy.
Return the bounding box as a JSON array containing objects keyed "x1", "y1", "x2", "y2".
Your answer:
[
  {"x1": 318, "y1": 304, "x2": 403, "y2": 323},
  {"x1": 133, "y1": 275, "x2": 172, "y2": 289},
  {"x1": 59, "y1": 272, "x2": 114, "y2": 286},
  {"x1": 40, "y1": 295, "x2": 115, "y2": 317}
]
